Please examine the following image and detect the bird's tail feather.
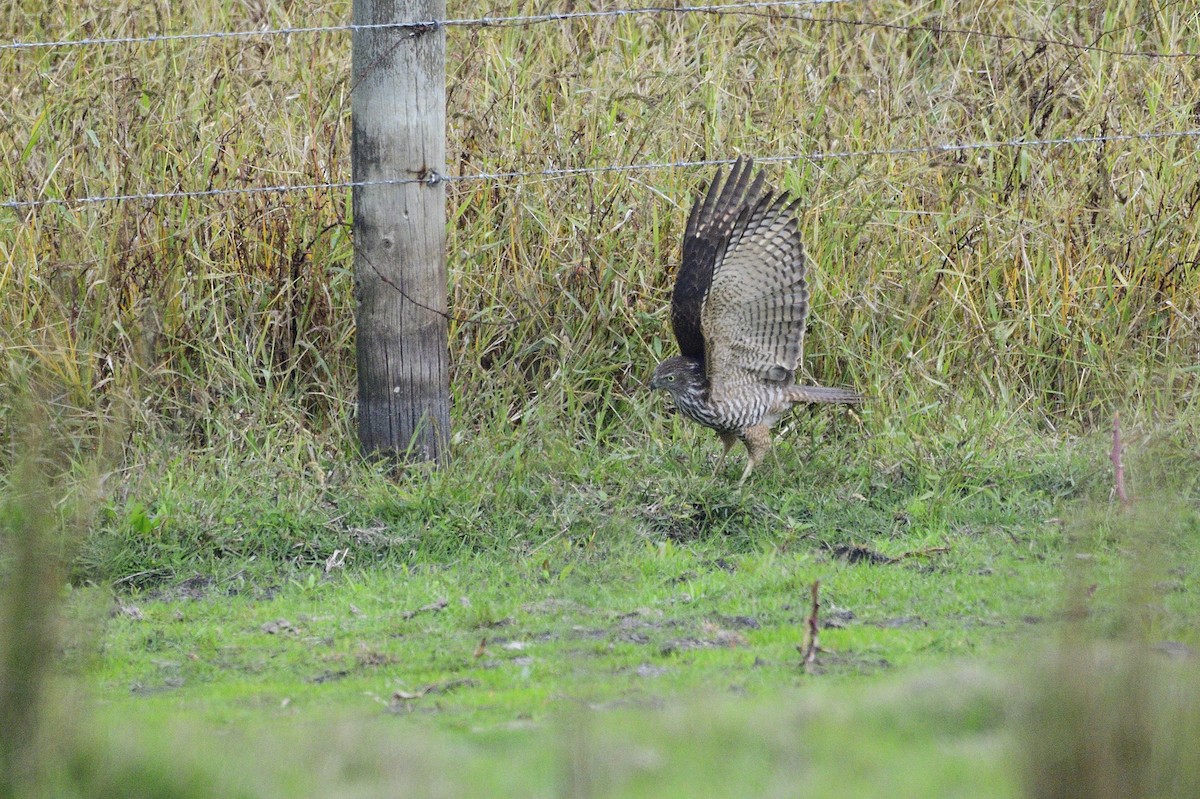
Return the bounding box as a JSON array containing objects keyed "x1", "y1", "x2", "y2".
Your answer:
[{"x1": 787, "y1": 385, "x2": 862, "y2": 404}]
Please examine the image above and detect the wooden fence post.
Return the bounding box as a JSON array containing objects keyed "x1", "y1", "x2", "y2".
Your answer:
[{"x1": 351, "y1": 0, "x2": 449, "y2": 462}]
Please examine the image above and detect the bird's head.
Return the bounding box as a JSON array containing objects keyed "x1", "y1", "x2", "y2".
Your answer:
[{"x1": 649, "y1": 355, "x2": 706, "y2": 399}]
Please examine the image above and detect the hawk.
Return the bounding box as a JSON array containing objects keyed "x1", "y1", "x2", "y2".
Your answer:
[{"x1": 649, "y1": 157, "x2": 861, "y2": 484}]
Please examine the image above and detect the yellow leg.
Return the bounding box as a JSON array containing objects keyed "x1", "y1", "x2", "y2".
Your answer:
[
  {"x1": 714, "y1": 431, "x2": 738, "y2": 476},
  {"x1": 737, "y1": 426, "x2": 772, "y2": 486}
]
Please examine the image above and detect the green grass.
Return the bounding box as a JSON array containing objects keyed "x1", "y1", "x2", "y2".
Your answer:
[
  {"x1": 43, "y1": 489, "x2": 1200, "y2": 796},
  {"x1": 35, "y1": 425, "x2": 1198, "y2": 796},
  {"x1": 3, "y1": 0, "x2": 1200, "y2": 795},
  {"x1": 71, "y1": 427, "x2": 1198, "y2": 725}
]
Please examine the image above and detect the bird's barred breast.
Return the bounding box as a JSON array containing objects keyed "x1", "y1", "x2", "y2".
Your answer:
[{"x1": 672, "y1": 385, "x2": 786, "y2": 434}]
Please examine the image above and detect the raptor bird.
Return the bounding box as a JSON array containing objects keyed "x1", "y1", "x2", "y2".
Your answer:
[{"x1": 649, "y1": 157, "x2": 860, "y2": 484}]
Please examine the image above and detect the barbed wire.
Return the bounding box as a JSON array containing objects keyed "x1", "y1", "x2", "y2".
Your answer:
[
  {"x1": 737, "y1": 11, "x2": 1200, "y2": 59},
  {"x1": 1, "y1": 179, "x2": 380, "y2": 210},
  {"x1": 4, "y1": 0, "x2": 1198, "y2": 60},
  {"x1": 5, "y1": 128, "x2": 1198, "y2": 211},
  {"x1": 0, "y1": 0, "x2": 853, "y2": 51}
]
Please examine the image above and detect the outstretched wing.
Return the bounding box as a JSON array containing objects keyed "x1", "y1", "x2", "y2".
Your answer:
[
  {"x1": 670, "y1": 157, "x2": 765, "y2": 360},
  {"x1": 699, "y1": 165, "x2": 810, "y2": 403}
]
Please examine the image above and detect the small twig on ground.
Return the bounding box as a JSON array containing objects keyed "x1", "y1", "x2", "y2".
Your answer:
[
  {"x1": 324, "y1": 548, "x2": 348, "y2": 573},
  {"x1": 798, "y1": 580, "x2": 821, "y2": 672},
  {"x1": 400, "y1": 598, "x2": 449, "y2": 620},
  {"x1": 391, "y1": 678, "x2": 480, "y2": 703},
  {"x1": 1112, "y1": 412, "x2": 1129, "y2": 505},
  {"x1": 898, "y1": 545, "x2": 951, "y2": 559}
]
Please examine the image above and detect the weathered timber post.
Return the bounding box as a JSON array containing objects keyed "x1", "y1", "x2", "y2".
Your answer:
[{"x1": 352, "y1": 0, "x2": 449, "y2": 462}]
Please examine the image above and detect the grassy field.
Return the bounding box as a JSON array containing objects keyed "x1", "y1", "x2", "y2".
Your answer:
[{"x1": 3, "y1": 0, "x2": 1200, "y2": 795}]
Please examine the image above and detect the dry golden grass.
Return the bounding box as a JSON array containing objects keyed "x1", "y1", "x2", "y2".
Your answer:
[{"x1": 2, "y1": 0, "x2": 1198, "y2": 459}]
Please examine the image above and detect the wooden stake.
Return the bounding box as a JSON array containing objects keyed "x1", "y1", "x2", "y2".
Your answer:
[
  {"x1": 800, "y1": 579, "x2": 821, "y2": 671},
  {"x1": 1111, "y1": 412, "x2": 1129, "y2": 505},
  {"x1": 352, "y1": 0, "x2": 449, "y2": 462}
]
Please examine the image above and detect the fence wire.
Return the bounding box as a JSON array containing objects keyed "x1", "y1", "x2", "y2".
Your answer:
[
  {"x1": 1, "y1": 0, "x2": 855, "y2": 51},
  {"x1": 5, "y1": 2, "x2": 1200, "y2": 211},
  {"x1": 5, "y1": 129, "x2": 1199, "y2": 211},
  {"x1": 4, "y1": 0, "x2": 1198, "y2": 60}
]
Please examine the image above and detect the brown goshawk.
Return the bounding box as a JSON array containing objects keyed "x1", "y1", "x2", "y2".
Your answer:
[{"x1": 650, "y1": 157, "x2": 860, "y2": 484}]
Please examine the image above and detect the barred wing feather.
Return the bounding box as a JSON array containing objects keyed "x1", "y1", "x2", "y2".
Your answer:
[
  {"x1": 670, "y1": 157, "x2": 765, "y2": 361},
  {"x1": 700, "y1": 183, "x2": 810, "y2": 403}
]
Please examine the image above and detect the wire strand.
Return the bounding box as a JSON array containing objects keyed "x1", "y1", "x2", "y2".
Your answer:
[
  {"x1": 5, "y1": 129, "x2": 1198, "y2": 211},
  {"x1": 0, "y1": 0, "x2": 854, "y2": 51},
  {"x1": 5, "y1": 0, "x2": 1198, "y2": 60}
]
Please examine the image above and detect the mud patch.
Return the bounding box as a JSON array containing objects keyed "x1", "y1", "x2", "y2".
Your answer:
[
  {"x1": 803, "y1": 651, "x2": 892, "y2": 676},
  {"x1": 870, "y1": 616, "x2": 927, "y2": 629},
  {"x1": 829, "y1": 544, "x2": 895, "y2": 565}
]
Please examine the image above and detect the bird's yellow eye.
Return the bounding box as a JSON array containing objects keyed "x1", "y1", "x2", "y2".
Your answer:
[{"x1": 665, "y1": 374, "x2": 675, "y2": 382}]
